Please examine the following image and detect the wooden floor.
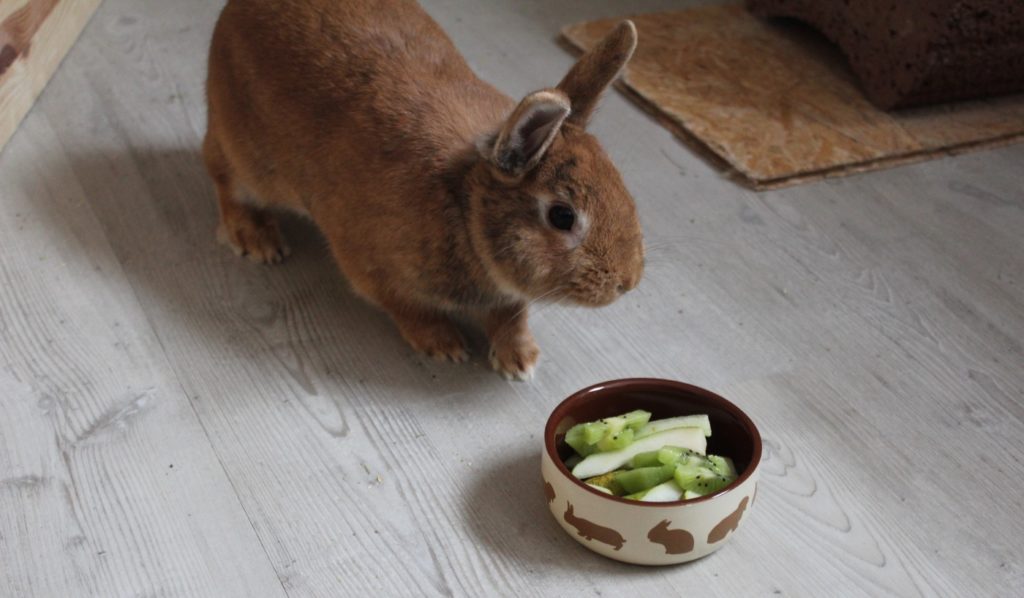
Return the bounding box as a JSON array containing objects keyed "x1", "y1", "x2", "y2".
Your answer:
[{"x1": 1, "y1": 0, "x2": 1021, "y2": 596}]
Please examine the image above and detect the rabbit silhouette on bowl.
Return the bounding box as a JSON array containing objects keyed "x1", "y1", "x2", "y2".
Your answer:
[{"x1": 203, "y1": 0, "x2": 644, "y2": 379}]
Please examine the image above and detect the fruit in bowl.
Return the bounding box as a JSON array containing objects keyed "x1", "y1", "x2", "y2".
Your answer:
[
  {"x1": 563, "y1": 409, "x2": 739, "y2": 501},
  {"x1": 541, "y1": 378, "x2": 762, "y2": 565}
]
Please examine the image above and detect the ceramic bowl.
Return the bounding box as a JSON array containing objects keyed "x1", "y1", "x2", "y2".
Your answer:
[{"x1": 541, "y1": 378, "x2": 761, "y2": 565}]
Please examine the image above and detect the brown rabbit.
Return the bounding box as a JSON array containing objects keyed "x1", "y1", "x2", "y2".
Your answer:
[{"x1": 203, "y1": 0, "x2": 644, "y2": 379}]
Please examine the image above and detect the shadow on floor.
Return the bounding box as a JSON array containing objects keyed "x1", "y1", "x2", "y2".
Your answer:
[{"x1": 31, "y1": 147, "x2": 510, "y2": 412}]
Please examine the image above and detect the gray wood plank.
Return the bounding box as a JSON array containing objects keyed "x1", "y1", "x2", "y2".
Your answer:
[{"x1": 0, "y1": 106, "x2": 285, "y2": 596}]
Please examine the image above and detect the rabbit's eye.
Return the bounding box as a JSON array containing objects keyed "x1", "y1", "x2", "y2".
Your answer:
[{"x1": 547, "y1": 203, "x2": 576, "y2": 231}]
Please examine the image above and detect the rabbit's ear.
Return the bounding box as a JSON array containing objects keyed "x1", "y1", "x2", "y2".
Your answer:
[
  {"x1": 557, "y1": 20, "x2": 636, "y2": 127},
  {"x1": 489, "y1": 90, "x2": 570, "y2": 179}
]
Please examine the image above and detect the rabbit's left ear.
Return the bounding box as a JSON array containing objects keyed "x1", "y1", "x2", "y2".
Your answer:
[
  {"x1": 488, "y1": 89, "x2": 570, "y2": 179},
  {"x1": 557, "y1": 20, "x2": 637, "y2": 127}
]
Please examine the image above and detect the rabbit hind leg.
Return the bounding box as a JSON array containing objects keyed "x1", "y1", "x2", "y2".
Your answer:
[
  {"x1": 373, "y1": 295, "x2": 469, "y2": 363},
  {"x1": 339, "y1": 265, "x2": 469, "y2": 363}
]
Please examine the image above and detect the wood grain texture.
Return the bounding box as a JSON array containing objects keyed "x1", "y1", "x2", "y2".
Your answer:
[
  {"x1": 1, "y1": 0, "x2": 1022, "y2": 596},
  {"x1": 0, "y1": 0, "x2": 101, "y2": 153},
  {"x1": 562, "y1": 5, "x2": 1024, "y2": 188},
  {"x1": 0, "y1": 104, "x2": 286, "y2": 596}
]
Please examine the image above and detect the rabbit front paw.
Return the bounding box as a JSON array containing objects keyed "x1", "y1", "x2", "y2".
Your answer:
[{"x1": 489, "y1": 336, "x2": 540, "y2": 381}]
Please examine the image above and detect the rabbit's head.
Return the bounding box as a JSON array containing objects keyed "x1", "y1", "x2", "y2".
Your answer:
[{"x1": 466, "y1": 21, "x2": 644, "y2": 307}]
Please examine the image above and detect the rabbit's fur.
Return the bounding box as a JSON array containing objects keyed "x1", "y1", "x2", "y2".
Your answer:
[{"x1": 204, "y1": 0, "x2": 644, "y2": 379}]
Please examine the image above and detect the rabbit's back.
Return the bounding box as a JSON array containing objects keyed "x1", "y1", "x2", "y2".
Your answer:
[{"x1": 207, "y1": 0, "x2": 510, "y2": 208}]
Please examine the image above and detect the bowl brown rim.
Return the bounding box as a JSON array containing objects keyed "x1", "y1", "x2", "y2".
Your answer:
[{"x1": 544, "y1": 377, "x2": 762, "y2": 507}]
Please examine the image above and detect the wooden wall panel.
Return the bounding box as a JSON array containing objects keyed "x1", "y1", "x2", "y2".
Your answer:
[{"x1": 0, "y1": 0, "x2": 102, "y2": 153}]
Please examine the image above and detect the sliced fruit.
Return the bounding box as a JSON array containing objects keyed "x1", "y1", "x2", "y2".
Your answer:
[
  {"x1": 630, "y1": 450, "x2": 662, "y2": 469},
  {"x1": 673, "y1": 463, "x2": 733, "y2": 495},
  {"x1": 657, "y1": 446, "x2": 685, "y2": 465},
  {"x1": 635, "y1": 414, "x2": 712, "y2": 439},
  {"x1": 601, "y1": 409, "x2": 652, "y2": 434},
  {"x1": 672, "y1": 462, "x2": 709, "y2": 486},
  {"x1": 633, "y1": 446, "x2": 703, "y2": 468},
  {"x1": 572, "y1": 427, "x2": 707, "y2": 479},
  {"x1": 596, "y1": 427, "x2": 634, "y2": 452},
  {"x1": 586, "y1": 483, "x2": 613, "y2": 495},
  {"x1": 694, "y1": 475, "x2": 733, "y2": 495},
  {"x1": 582, "y1": 422, "x2": 609, "y2": 445},
  {"x1": 564, "y1": 410, "x2": 652, "y2": 457},
  {"x1": 626, "y1": 480, "x2": 685, "y2": 502},
  {"x1": 622, "y1": 409, "x2": 652, "y2": 430},
  {"x1": 626, "y1": 481, "x2": 708, "y2": 502},
  {"x1": 601, "y1": 415, "x2": 627, "y2": 438},
  {"x1": 614, "y1": 464, "x2": 675, "y2": 494},
  {"x1": 564, "y1": 425, "x2": 596, "y2": 457},
  {"x1": 677, "y1": 448, "x2": 708, "y2": 467},
  {"x1": 584, "y1": 471, "x2": 625, "y2": 496},
  {"x1": 707, "y1": 455, "x2": 737, "y2": 478}
]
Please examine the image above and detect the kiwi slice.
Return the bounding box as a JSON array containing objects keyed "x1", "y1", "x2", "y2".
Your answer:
[
  {"x1": 632, "y1": 446, "x2": 703, "y2": 468},
  {"x1": 614, "y1": 464, "x2": 675, "y2": 494},
  {"x1": 707, "y1": 455, "x2": 737, "y2": 478},
  {"x1": 582, "y1": 422, "x2": 609, "y2": 445},
  {"x1": 596, "y1": 427, "x2": 634, "y2": 452},
  {"x1": 564, "y1": 410, "x2": 652, "y2": 457},
  {"x1": 673, "y1": 463, "x2": 733, "y2": 495},
  {"x1": 622, "y1": 409, "x2": 653, "y2": 430},
  {"x1": 630, "y1": 450, "x2": 662, "y2": 469},
  {"x1": 564, "y1": 425, "x2": 594, "y2": 457}
]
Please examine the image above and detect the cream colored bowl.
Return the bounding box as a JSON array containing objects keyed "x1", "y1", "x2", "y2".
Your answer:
[{"x1": 541, "y1": 378, "x2": 761, "y2": 565}]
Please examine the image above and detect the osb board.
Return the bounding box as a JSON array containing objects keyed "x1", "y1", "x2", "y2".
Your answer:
[
  {"x1": 562, "y1": 4, "x2": 1024, "y2": 189},
  {"x1": 0, "y1": 0, "x2": 102, "y2": 154}
]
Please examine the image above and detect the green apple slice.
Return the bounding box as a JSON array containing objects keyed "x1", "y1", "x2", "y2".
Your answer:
[{"x1": 635, "y1": 414, "x2": 712, "y2": 439}]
